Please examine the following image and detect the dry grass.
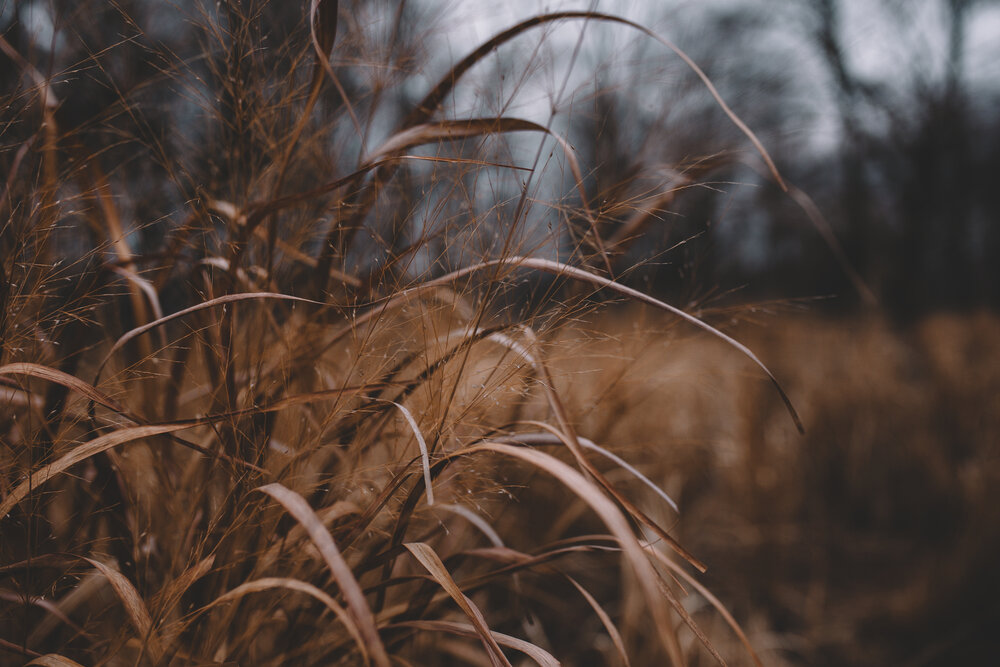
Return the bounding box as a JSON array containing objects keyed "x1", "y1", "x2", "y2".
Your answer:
[
  {"x1": 0, "y1": 3, "x2": 797, "y2": 665},
  {"x1": 2, "y1": 2, "x2": 994, "y2": 665},
  {"x1": 545, "y1": 308, "x2": 1000, "y2": 665}
]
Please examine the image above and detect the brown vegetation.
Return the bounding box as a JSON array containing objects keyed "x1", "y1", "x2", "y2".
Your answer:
[
  {"x1": 545, "y1": 309, "x2": 1000, "y2": 665},
  {"x1": 2, "y1": 1, "x2": 996, "y2": 665}
]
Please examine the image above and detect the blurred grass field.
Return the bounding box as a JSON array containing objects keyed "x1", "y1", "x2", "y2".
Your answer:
[{"x1": 544, "y1": 308, "x2": 1000, "y2": 665}]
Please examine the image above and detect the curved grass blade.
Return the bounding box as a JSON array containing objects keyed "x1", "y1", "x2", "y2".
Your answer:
[
  {"x1": 364, "y1": 117, "x2": 610, "y2": 269},
  {"x1": 404, "y1": 542, "x2": 513, "y2": 667},
  {"x1": 189, "y1": 577, "x2": 367, "y2": 666},
  {"x1": 0, "y1": 589, "x2": 87, "y2": 640},
  {"x1": 786, "y1": 182, "x2": 878, "y2": 306},
  {"x1": 434, "y1": 504, "x2": 504, "y2": 548},
  {"x1": 311, "y1": 0, "x2": 338, "y2": 57},
  {"x1": 317, "y1": 9, "x2": 788, "y2": 284},
  {"x1": 255, "y1": 483, "x2": 391, "y2": 667},
  {"x1": 83, "y1": 558, "x2": 161, "y2": 660},
  {"x1": 309, "y1": 0, "x2": 361, "y2": 137},
  {"x1": 0, "y1": 362, "x2": 130, "y2": 417},
  {"x1": 333, "y1": 257, "x2": 800, "y2": 433},
  {"x1": 390, "y1": 401, "x2": 434, "y2": 506},
  {"x1": 391, "y1": 620, "x2": 558, "y2": 667},
  {"x1": 0, "y1": 423, "x2": 201, "y2": 520},
  {"x1": 506, "y1": 431, "x2": 679, "y2": 514},
  {"x1": 25, "y1": 656, "x2": 85, "y2": 667},
  {"x1": 484, "y1": 328, "x2": 701, "y2": 570},
  {"x1": 648, "y1": 547, "x2": 764, "y2": 667},
  {"x1": 256, "y1": 500, "x2": 361, "y2": 573},
  {"x1": 103, "y1": 292, "x2": 325, "y2": 366},
  {"x1": 567, "y1": 576, "x2": 631, "y2": 667},
  {"x1": 406, "y1": 11, "x2": 784, "y2": 189},
  {"x1": 449, "y1": 443, "x2": 686, "y2": 666},
  {"x1": 0, "y1": 636, "x2": 40, "y2": 658},
  {"x1": 395, "y1": 257, "x2": 804, "y2": 433}
]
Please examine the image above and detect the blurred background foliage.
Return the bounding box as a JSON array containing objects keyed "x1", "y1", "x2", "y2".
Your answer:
[{"x1": 4, "y1": 0, "x2": 999, "y2": 315}]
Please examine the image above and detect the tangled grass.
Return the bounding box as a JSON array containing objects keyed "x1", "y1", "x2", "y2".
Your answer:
[{"x1": 0, "y1": 2, "x2": 808, "y2": 664}]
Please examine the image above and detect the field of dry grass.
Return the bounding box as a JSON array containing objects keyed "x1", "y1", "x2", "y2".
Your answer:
[
  {"x1": 544, "y1": 308, "x2": 1000, "y2": 665},
  {"x1": 5, "y1": 293, "x2": 996, "y2": 665},
  {"x1": 2, "y1": 1, "x2": 998, "y2": 665}
]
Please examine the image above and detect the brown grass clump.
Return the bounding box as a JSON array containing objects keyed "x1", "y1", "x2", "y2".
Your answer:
[{"x1": 0, "y1": 2, "x2": 808, "y2": 665}]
